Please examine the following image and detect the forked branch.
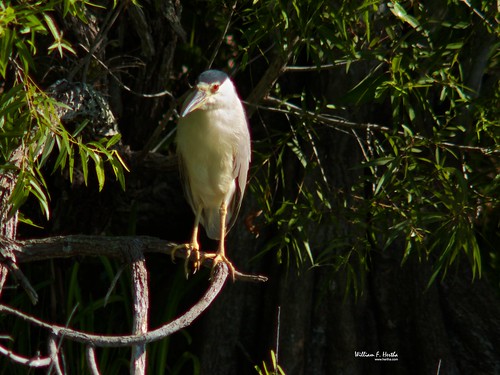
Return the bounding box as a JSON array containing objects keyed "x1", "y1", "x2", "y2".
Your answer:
[
  {"x1": 0, "y1": 235, "x2": 267, "y2": 372},
  {"x1": 0, "y1": 262, "x2": 229, "y2": 347}
]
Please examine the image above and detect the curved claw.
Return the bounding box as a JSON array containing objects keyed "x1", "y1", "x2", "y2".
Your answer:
[
  {"x1": 171, "y1": 242, "x2": 202, "y2": 279},
  {"x1": 203, "y1": 252, "x2": 236, "y2": 281}
]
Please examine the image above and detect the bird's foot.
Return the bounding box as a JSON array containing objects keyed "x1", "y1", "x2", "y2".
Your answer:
[
  {"x1": 203, "y1": 252, "x2": 236, "y2": 281},
  {"x1": 171, "y1": 242, "x2": 202, "y2": 278}
]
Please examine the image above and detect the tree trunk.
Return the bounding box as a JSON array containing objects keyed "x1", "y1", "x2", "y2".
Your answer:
[{"x1": 0, "y1": 146, "x2": 22, "y2": 298}]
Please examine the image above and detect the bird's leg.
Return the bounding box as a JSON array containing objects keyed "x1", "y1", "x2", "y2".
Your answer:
[
  {"x1": 171, "y1": 207, "x2": 203, "y2": 278},
  {"x1": 203, "y1": 202, "x2": 236, "y2": 280},
  {"x1": 186, "y1": 210, "x2": 203, "y2": 273}
]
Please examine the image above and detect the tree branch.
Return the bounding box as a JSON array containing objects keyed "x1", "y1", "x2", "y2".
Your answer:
[
  {"x1": 128, "y1": 241, "x2": 149, "y2": 375},
  {"x1": 2, "y1": 235, "x2": 268, "y2": 282},
  {"x1": 284, "y1": 62, "x2": 349, "y2": 72},
  {"x1": 0, "y1": 263, "x2": 229, "y2": 347},
  {"x1": 0, "y1": 234, "x2": 267, "y2": 368},
  {"x1": 47, "y1": 334, "x2": 63, "y2": 375},
  {"x1": 0, "y1": 343, "x2": 52, "y2": 368},
  {"x1": 86, "y1": 345, "x2": 100, "y2": 375},
  {"x1": 257, "y1": 96, "x2": 499, "y2": 155}
]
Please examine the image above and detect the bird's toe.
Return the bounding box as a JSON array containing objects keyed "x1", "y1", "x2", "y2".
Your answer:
[
  {"x1": 204, "y1": 253, "x2": 236, "y2": 281},
  {"x1": 171, "y1": 242, "x2": 201, "y2": 279}
]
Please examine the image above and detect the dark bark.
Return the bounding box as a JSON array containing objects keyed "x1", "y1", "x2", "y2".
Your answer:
[{"x1": 0, "y1": 146, "x2": 23, "y2": 301}]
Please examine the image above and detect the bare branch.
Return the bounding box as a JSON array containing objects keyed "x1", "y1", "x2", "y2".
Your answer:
[
  {"x1": 128, "y1": 241, "x2": 149, "y2": 375},
  {"x1": 1, "y1": 230, "x2": 266, "y2": 370},
  {"x1": 0, "y1": 233, "x2": 266, "y2": 370},
  {"x1": 284, "y1": 62, "x2": 349, "y2": 72},
  {"x1": 0, "y1": 263, "x2": 229, "y2": 347},
  {"x1": 3, "y1": 235, "x2": 268, "y2": 283},
  {"x1": 47, "y1": 334, "x2": 64, "y2": 375},
  {"x1": 79, "y1": 44, "x2": 174, "y2": 99},
  {"x1": 138, "y1": 92, "x2": 183, "y2": 160},
  {"x1": 0, "y1": 236, "x2": 38, "y2": 304},
  {"x1": 0, "y1": 343, "x2": 51, "y2": 367},
  {"x1": 86, "y1": 345, "x2": 100, "y2": 375}
]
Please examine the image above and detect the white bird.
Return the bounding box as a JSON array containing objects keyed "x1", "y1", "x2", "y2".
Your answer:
[{"x1": 174, "y1": 70, "x2": 251, "y2": 279}]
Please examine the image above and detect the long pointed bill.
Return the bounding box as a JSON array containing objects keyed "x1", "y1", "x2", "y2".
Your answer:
[{"x1": 181, "y1": 89, "x2": 208, "y2": 117}]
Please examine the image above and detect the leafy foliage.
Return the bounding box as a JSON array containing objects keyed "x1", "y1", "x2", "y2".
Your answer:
[
  {"x1": 240, "y1": 0, "x2": 498, "y2": 293},
  {"x1": 0, "y1": 0, "x2": 127, "y2": 223}
]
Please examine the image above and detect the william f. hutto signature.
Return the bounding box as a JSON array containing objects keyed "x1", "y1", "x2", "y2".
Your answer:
[{"x1": 354, "y1": 351, "x2": 399, "y2": 361}]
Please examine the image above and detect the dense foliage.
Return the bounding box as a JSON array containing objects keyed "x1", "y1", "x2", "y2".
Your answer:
[
  {"x1": 238, "y1": 0, "x2": 498, "y2": 290},
  {"x1": 0, "y1": 0, "x2": 127, "y2": 225}
]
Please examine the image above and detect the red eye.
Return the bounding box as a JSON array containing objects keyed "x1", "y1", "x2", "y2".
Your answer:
[{"x1": 211, "y1": 83, "x2": 220, "y2": 93}]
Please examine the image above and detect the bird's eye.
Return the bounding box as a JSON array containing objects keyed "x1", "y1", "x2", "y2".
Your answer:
[{"x1": 211, "y1": 83, "x2": 220, "y2": 93}]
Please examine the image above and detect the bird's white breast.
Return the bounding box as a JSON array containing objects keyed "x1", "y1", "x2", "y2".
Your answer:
[{"x1": 176, "y1": 106, "x2": 241, "y2": 209}]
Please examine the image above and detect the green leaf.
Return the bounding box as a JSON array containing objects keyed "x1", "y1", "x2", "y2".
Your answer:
[
  {"x1": 38, "y1": 133, "x2": 55, "y2": 167},
  {"x1": 389, "y1": 1, "x2": 420, "y2": 29},
  {"x1": 0, "y1": 28, "x2": 15, "y2": 77},
  {"x1": 7, "y1": 174, "x2": 30, "y2": 220},
  {"x1": 43, "y1": 14, "x2": 60, "y2": 41},
  {"x1": 361, "y1": 156, "x2": 394, "y2": 167},
  {"x1": 106, "y1": 133, "x2": 122, "y2": 148},
  {"x1": 68, "y1": 143, "x2": 75, "y2": 183},
  {"x1": 79, "y1": 146, "x2": 89, "y2": 185},
  {"x1": 72, "y1": 119, "x2": 90, "y2": 137},
  {"x1": 18, "y1": 213, "x2": 44, "y2": 228},
  {"x1": 29, "y1": 174, "x2": 50, "y2": 219},
  {"x1": 53, "y1": 136, "x2": 69, "y2": 172},
  {"x1": 93, "y1": 153, "x2": 106, "y2": 191},
  {"x1": 341, "y1": 70, "x2": 387, "y2": 105}
]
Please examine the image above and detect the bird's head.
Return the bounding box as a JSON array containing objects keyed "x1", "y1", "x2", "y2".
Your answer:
[{"x1": 180, "y1": 70, "x2": 236, "y2": 117}]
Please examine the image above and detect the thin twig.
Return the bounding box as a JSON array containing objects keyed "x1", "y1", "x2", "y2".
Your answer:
[
  {"x1": 68, "y1": 1, "x2": 127, "y2": 82},
  {"x1": 0, "y1": 254, "x2": 38, "y2": 305},
  {"x1": 104, "y1": 265, "x2": 125, "y2": 307},
  {"x1": 245, "y1": 36, "x2": 301, "y2": 118},
  {"x1": 460, "y1": 0, "x2": 496, "y2": 29},
  {"x1": 284, "y1": 62, "x2": 349, "y2": 72},
  {"x1": 0, "y1": 343, "x2": 51, "y2": 367},
  {"x1": 207, "y1": 0, "x2": 238, "y2": 70},
  {"x1": 137, "y1": 92, "x2": 184, "y2": 161},
  {"x1": 256, "y1": 96, "x2": 499, "y2": 155},
  {"x1": 79, "y1": 44, "x2": 174, "y2": 99}
]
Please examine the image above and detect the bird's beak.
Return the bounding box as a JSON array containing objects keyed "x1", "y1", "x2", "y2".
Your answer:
[{"x1": 181, "y1": 88, "x2": 208, "y2": 117}]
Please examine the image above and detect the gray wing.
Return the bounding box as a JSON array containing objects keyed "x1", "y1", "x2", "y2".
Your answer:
[
  {"x1": 177, "y1": 152, "x2": 198, "y2": 217},
  {"x1": 225, "y1": 124, "x2": 251, "y2": 234}
]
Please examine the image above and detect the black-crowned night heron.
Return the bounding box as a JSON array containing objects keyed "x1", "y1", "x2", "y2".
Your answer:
[{"x1": 174, "y1": 70, "x2": 251, "y2": 279}]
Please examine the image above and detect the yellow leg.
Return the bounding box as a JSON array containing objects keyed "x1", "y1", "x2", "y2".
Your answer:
[
  {"x1": 171, "y1": 207, "x2": 203, "y2": 278},
  {"x1": 203, "y1": 202, "x2": 236, "y2": 280}
]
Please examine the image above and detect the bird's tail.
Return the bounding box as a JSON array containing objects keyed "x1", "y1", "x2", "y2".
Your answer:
[{"x1": 201, "y1": 207, "x2": 232, "y2": 240}]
